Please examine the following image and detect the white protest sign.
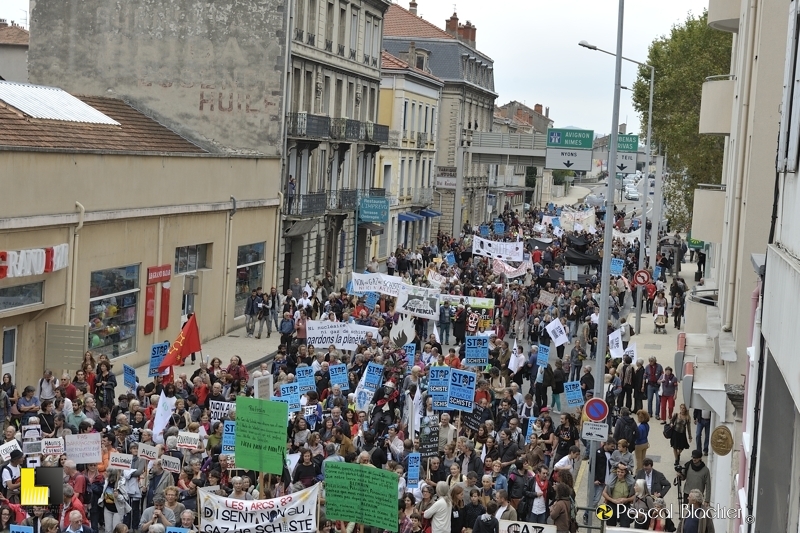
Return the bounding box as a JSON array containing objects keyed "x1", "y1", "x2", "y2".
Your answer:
[
  {"x1": 161, "y1": 454, "x2": 182, "y2": 473},
  {"x1": 177, "y1": 432, "x2": 200, "y2": 450},
  {"x1": 545, "y1": 318, "x2": 570, "y2": 347},
  {"x1": 254, "y1": 375, "x2": 273, "y2": 399},
  {"x1": 0, "y1": 440, "x2": 21, "y2": 461},
  {"x1": 623, "y1": 342, "x2": 638, "y2": 365},
  {"x1": 350, "y1": 272, "x2": 405, "y2": 297},
  {"x1": 608, "y1": 329, "x2": 624, "y2": 359},
  {"x1": 42, "y1": 438, "x2": 65, "y2": 456},
  {"x1": 22, "y1": 440, "x2": 42, "y2": 455},
  {"x1": 538, "y1": 290, "x2": 555, "y2": 307},
  {"x1": 471, "y1": 236, "x2": 524, "y2": 261},
  {"x1": 396, "y1": 285, "x2": 440, "y2": 320},
  {"x1": 209, "y1": 400, "x2": 234, "y2": 422},
  {"x1": 138, "y1": 443, "x2": 160, "y2": 461},
  {"x1": 109, "y1": 453, "x2": 134, "y2": 469},
  {"x1": 199, "y1": 484, "x2": 319, "y2": 533},
  {"x1": 65, "y1": 433, "x2": 102, "y2": 463},
  {"x1": 305, "y1": 321, "x2": 378, "y2": 351}
]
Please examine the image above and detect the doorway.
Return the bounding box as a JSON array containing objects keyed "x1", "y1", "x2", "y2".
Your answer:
[
  {"x1": 2, "y1": 327, "x2": 16, "y2": 378},
  {"x1": 182, "y1": 275, "x2": 199, "y2": 326}
]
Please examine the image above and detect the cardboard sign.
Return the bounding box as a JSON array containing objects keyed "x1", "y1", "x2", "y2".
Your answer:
[
  {"x1": 138, "y1": 443, "x2": 160, "y2": 461},
  {"x1": 109, "y1": 452, "x2": 134, "y2": 469},
  {"x1": 177, "y1": 432, "x2": 200, "y2": 450},
  {"x1": 41, "y1": 438, "x2": 64, "y2": 456},
  {"x1": 161, "y1": 454, "x2": 182, "y2": 473},
  {"x1": 324, "y1": 462, "x2": 399, "y2": 532},
  {"x1": 464, "y1": 336, "x2": 489, "y2": 366},
  {"x1": 235, "y1": 397, "x2": 288, "y2": 475},
  {"x1": 65, "y1": 433, "x2": 101, "y2": 463},
  {"x1": 0, "y1": 440, "x2": 21, "y2": 461},
  {"x1": 209, "y1": 400, "x2": 234, "y2": 422},
  {"x1": 277, "y1": 383, "x2": 301, "y2": 413},
  {"x1": 446, "y1": 369, "x2": 476, "y2": 412},
  {"x1": 254, "y1": 375, "x2": 273, "y2": 399}
]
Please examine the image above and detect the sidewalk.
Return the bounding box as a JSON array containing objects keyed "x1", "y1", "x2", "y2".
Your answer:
[{"x1": 552, "y1": 185, "x2": 592, "y2": 207}]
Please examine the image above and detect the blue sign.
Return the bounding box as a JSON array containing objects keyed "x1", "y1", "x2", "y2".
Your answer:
[
  {"x1": 359, "y1": 197, "x2": 390, "y2": 223},
  {"x1": 480, "y1": 225, "x2": 490, "y2": 237},
  {"x1": 654, "y1": 266, "x2": 662, "y2": 280},
  {"x1": 166, "y1": 529, "x2": 190, "y2": 533},
  {"x1": 446, "y1": 252, "x2": 456, "y2": 265},
  {"x1": 564, "y1": 381, "x2": 585, "y2": 407},
  {"x1": 11, "y1": 526, "x2": 33, "y2": 533},
  {"x1": 363, "y1": 362, "x2": 385, "y2": 393},
  {"x1": 428, "y1": 366, "x2": 451, "y2": 410},
  {"x1": 329, "y1": 364, "x2": 349, "y2": 391},
  {"x1": 494, "y1": 221, "x2": 505, "y2": 235},
  {"x1": 526, "y1": 416, "x2": 535, "y2": 444},
  {"x1": 552, "y1": 217, "x2": 561, "y2": 227},
  {"x1": 277, "y1": 383, "x2": 301, "y2": 413},
  {"x1": 610, "y1": 258, "x2": 625, "y2": 276},
  {"x1": 222, "y1": 421, "x2": 236, "y2": 453},
  {"x1": 404, "y1": 344, "x2": 417, "y2": 373},
  {"x1": 632, "y1": 218, "x2": 640, "y2": 229},
  {"x1": 464, "y1": 336, "x2": 489, "y2": 366},
  {"x1": 364, "y1": 292, "x2": 379, "y2": 310},
  {"x1": 148, "y1": 341, "x2": 171, "y2": 377},
  {"x1": 407, "y1": 453, "x2": 421, "y2": 489},
  {"x1": 536, "y1": 345, "x2": 550, "y2": 367},
  {"x1": 447, "y1": 369, "x2": 476, "y2": 412},
  {"x1": 556, "y1": 208, "x2": 563, "y2": 216},
  {"x1": 296, "y1": 367, "x2": 316, "y2": 394},
  {"x1": 123, "y1": 364, "x2": 137, "y2": 390}
]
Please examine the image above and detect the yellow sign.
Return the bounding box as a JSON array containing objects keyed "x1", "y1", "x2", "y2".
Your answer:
[
  {"x1": 21, "y1": 469, "x2": 48, "y2": 506},
  {"x1": 596, "y1": 504, "x2": 614, "y2": 521},
  {"x1": 21, "y1": 467, "x2": 63, "y2": 506}
]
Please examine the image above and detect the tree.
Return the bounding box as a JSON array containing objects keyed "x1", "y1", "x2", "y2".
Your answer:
[
  {"x1": 525, "y1": 166, "x2": 538, "y2": 204},
  {"x1": 552, "y1": 169, "x2": 575, "y2": 185},
  {"x1": 631, "y1": 11, "x2": 731, "y2": 230}
]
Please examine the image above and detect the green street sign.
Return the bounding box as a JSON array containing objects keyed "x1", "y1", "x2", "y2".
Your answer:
[
  {"x1": 546, "y1": 128, "x2": 594, "y2": 150},
  {"x1": 358, "y1": 197, "x2": 389, "y2": 223},
  {"x1": 687, "y1": 231, "x2": 705, "y2": 250},
  {"x1": 617, "y1": 134, "x2": 639, "y2": 152}
]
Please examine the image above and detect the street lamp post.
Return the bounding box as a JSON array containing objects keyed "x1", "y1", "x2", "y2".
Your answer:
[
  {"x1": 576, "y1": 0, "x2": 625, "y2": 521},
  {"x1": 578, "y1": 40, "x2": 655, "y2": 338}
]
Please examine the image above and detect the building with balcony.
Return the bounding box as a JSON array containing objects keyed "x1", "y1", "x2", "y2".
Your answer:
[
  {"x1": 377, "y1": 49, "x2": 443, "y2": 260},
  {"x1": 281, "y1": 0, "x2": 391, "y2": 289},
  {"x1": 681, "y1": 2, "x2": 790, "y2": 532},
  {"x1": 490, "y1": 107, "x2": 540, "y2": 214},
  {"x1": 384, "y1": 1, "x2": 497, "y2": 235}
]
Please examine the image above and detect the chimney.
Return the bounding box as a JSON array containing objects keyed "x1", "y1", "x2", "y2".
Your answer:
[
  {"x1": 545, "y1": 107, "x2": 549, "y2": 118},
  {"x1": 445, "y1": 12, "x2": 459, "y2": 38},
  {"x1": 618, "y1": 123, "x2": 627, "y2": 134},
  {"x1": 0, "y1": 19, "x2": 7, "y2": 28},
  {"x1": 409, "y1": 0, "x2": 418, "y2": 15},
  {"x1": 534, "y1": 104, "x2": 543, "y2": 115},
  {"x1": 408, "y1": 41, "x2": 416, "y2": 65},
  {"x1": 468, "y1": 21, "x2": 477, "y2": 47}
]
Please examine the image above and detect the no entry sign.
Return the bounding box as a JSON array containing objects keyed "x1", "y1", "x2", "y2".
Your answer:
[{"x1": 634, "y1": 269, "x2": 652, "y2": 285}]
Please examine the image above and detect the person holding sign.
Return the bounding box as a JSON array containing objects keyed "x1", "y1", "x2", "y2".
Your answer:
[{"x1": 99, "y1": 468, "x2": 131, "y2": 531}]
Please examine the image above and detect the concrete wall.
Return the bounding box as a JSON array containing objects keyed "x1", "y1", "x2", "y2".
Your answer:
[
  {"x1": 28, "y1": 0, "x2": 287, "y2": 156},
  {"x1": 0, "y1": 45, "x2": 27, "y2": 82}
]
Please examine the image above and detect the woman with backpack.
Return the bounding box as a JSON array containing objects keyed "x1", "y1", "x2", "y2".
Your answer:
[{"x1": 549, "y1": 483, "x2": 576, "y2": 533}]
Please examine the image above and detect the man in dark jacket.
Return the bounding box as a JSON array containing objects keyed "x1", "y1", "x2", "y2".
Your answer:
[
  {"x1": 456, "y1": 439, "x2": 483, "y2": 478},
  {"x1": 636, "y1": 458, "x2": 671, "y2": 498},
  {"x1": 584, "y1": 438, "x2": 618, "y2": 524}
]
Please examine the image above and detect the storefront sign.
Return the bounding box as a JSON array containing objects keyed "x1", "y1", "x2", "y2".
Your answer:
[
  {"x1": 435, "y1": 166, "x2": 457, "y2": 189},
  {"x1": 0, "y1": 244, "x2": 68, "y2": 279},
  {"x1": 147, "y1": 264, "x2": 172, "y2": 284}
]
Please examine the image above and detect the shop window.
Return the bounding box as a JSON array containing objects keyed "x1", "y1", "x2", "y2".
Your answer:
[
  {"x1": 175, "y1": 244, "x2": 210, "y2": 275},
  {"x1": 0, "y1": 282, "x2": 43, "y2": 312},
  {"x1": 89, "y1": 265, "x2": 140, "y2": 358},
  {"x1": 234, "y1": 243, "x2": 266, "y2": 317}
]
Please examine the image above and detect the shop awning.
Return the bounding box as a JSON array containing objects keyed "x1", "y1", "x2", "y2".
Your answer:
[
  {"x1": 419, "y1": 209, "x2": 443, "y2": 217},
  {"x1": 398, "y1": 212, "x2": 424, "y2": 222},
  {"x1": 284, "y1": 218, "x2": 318, "y2": 237},
  {"x1": 359, "y1": 222, "x2": 385, "y2": 235}
]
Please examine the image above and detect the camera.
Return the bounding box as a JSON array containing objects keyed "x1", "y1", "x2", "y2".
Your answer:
[{"x1": 674, "y1": 464, "x2": 683, "y2": 473}]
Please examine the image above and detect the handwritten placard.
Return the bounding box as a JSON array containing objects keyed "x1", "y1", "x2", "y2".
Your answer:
[
  {"x1": 177, "y1": 432, "x2": 200, "y2": 450},
  {"x1": 235, "y1": 397, "x2": 288, "y2": 475},
  {"x1": 138, "y1": 443, "x2": 160, "y2": 461},
  {"x1": 109, "y1": 452, "x2": 134, "y2": 469},
  {"x1": 324, "y1": 462, "x2": 399, "y2": 532},
  {"x1": 65, "y1": 433, "x2": 101, "y2": 463},
  {"x1": 161, "y1": 455, "x2": 182, "y2": 473}
]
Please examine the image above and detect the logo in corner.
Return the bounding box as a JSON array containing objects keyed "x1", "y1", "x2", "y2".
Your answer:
[
  {"x1": 21, "y1": 467, "x2": 64, "y2": 506},
  {"x1": 596, "y1": 504, "x2": 614, "y2": 521}
]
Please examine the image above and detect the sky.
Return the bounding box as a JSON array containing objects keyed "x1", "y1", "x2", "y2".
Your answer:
[{"x1": 0, "y1": 0, "x2": 706, "y2": 136}]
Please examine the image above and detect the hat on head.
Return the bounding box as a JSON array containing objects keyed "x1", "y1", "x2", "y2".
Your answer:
[
  {"x1": 9, "y1": 450, "x2": 22, "y2": 461},
  {"x1": 540, "y1": 407, "x2": 550, "y2": 413},
  {"x1": 385, "y1": 381, "x2": 395, "y2": 388},
  {"x1": 691, "y1": 449, "x2": 703, "y2": 459}
]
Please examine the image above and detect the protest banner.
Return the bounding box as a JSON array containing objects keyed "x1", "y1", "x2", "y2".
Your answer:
[
  {"x1": 198, "y1": 484, "x2": 319, "y2": 533},
  {"x1": 0, "y1": 439, "x2": 21, "y2": 462},
  {"x1": 209, "y1": 400, "x2": 234, "y2": 422},
  {"x1": 277, "y1": 383, "x2": 301, "y2": 413},
  {"x1": 419, "y1": 416, "x2": 439, "y2": 459},
  {"x1": 305, "y1": 320, "x2": 379, "y2": 351},
  {"x1": 610, "y1": 258, "x2": 625, "y2": 276},
  {"x1": 564, "y1": 381, "x2": 585, "y2": 407},
  {"x1": 364, "y1": 292, "x2": 379, "y2": 310},
  {"x1": 328, "y1": 364, "x2": 349, "y2": 391},
  {"x1": 109, "y1": 453, "x2": 134, "y2": 469},
  {"x1": 177, "y1": 432, "x2": 200, "y2": 450},
  {"x1": 138, "y1": 443, "x2": 159, "y2": 461},
  {"x1": 608, "y1": 329, "x2": 624, "y2": 359},
  {"x1": 407, "y1": 453, "x2": 421, "y2": 489},
  {"x1": 148, "y1": 341, "x2": 171, "y2": 377},
  {"x1": 404, "y1": 344, "x2": 417, "y2": 373},
  {"x1": 123, "y1": 364, "x2": 137, "y2": 390},
  {"x1": 295, "y1": 366, "x2": 316, "y2": 394},
  {"x1": 428, "y1": 366, "x2": 450, "y2": 410},
  {"x1": 350, "y1": 272, "x2": 405, "y2": 297},
  {"x1": 426, "y1": 270, "x2": 447, "y2": 287},
  {"x1": 471, "y1": 235, "x2": 524, "y2": 261},
  {"x1": 253, "y1": 375, "x2": 273, "y2": 399},
  {"x1": 492, "y1": 259, "x2": 532, "y2": 279},
  {"x1": 537, "y1": 345, "x2": 551, "y2": 367},
  {"x1": 500, "y1": 519, "x2": 557, "y2": 533},
  {"x1": 235, "y1": 397, "x2": 288, "y2": 475},
  {"x1": 464, "y1": 336, "x2": 489, "y2": 366},
  {"x1": 396, "y1": 285, "x2": 440, "y2": 320},
  {"x1": 41, "y1": 438, "x2": 64, "y2": 456},
  {"x1": 161, "y1": 455, "x2": 182, "y2": 473},
  {"x1": 222, "y1": 421, "x2": 236, "y2": 453},
  {"x1": 324, "y1": 462, "x2": 398, "y2": 532},
  {"x1": 447, "y1": 369, "x2": 476, "y2": 412},
  {"x1": 65, "y1": 433, "x2": 101, "y2": 463},
  {"x1": 545, "y1": 318, "x2": 570, "y2": 347},
  {"x1": 464, "y1": 296, "x2": 495, "y2": 329},
  {"x1": 463, "y1": 404, "x2": 486, "y2": 432}
]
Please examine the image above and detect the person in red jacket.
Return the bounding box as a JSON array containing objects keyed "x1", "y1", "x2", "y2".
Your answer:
[
  {"x1": 61, "y1": 485, "x2": 91, "y2": 530},
  {"x1": 645, "y1": 281, "x2": 657, "y2": 313}
]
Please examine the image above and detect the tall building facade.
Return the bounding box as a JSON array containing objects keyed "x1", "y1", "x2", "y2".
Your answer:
[
  {"x1": 384, "y1": 2, "x2": 497, "y2": 236},
  {"x1": 280, "y1": 0, "x2": 392, "y2": 290}
]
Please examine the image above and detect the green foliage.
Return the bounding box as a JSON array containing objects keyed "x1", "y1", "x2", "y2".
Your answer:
[
  {"x1": 631, "y1": 11, "x2": 731, "y2": 230},
  {"x1": 552, "y1": 169, "x2": 575, "y2": 186}
]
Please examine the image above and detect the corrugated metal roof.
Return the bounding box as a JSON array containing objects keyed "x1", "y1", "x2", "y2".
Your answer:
[{"x1": 0, "y1": 81, "x2": 120, "y2": 125}]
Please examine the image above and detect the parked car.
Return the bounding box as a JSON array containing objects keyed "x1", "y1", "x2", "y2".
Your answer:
[{"x1": 625, "y1": 189, "x2": 640, "y2": 201}]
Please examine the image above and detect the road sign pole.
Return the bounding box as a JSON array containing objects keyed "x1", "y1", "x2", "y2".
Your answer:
[
  {"x1": 636, "y1": 65, "x2": 654, "y2": 335},
  {"x1": 589, "y1": 0, "x2": 625, "y2": 522}
]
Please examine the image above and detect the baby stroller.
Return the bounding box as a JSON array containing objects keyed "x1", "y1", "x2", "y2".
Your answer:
[{"x1": 653, "y1": 313, "x2": 668, "y2": 334}]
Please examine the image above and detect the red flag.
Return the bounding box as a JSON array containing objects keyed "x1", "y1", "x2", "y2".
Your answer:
[{"x1": 158, "y1": 314, "x2": 202, "y2": 371}]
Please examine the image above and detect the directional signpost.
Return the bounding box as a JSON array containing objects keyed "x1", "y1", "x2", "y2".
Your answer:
[
  {"x1": 545, "y1": 128, "x2": 594, "y2": 172},
  {"x1": 615, "y1": 134, "x2": 639, "y2": 174}
]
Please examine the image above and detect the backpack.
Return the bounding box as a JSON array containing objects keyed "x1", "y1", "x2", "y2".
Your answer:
[
  {"x1": 568, "y1": 495, "x2": 579, "y2": 533},
  {"x1": 619, "y1": 417, "x2": 637, "y2": 446}
]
